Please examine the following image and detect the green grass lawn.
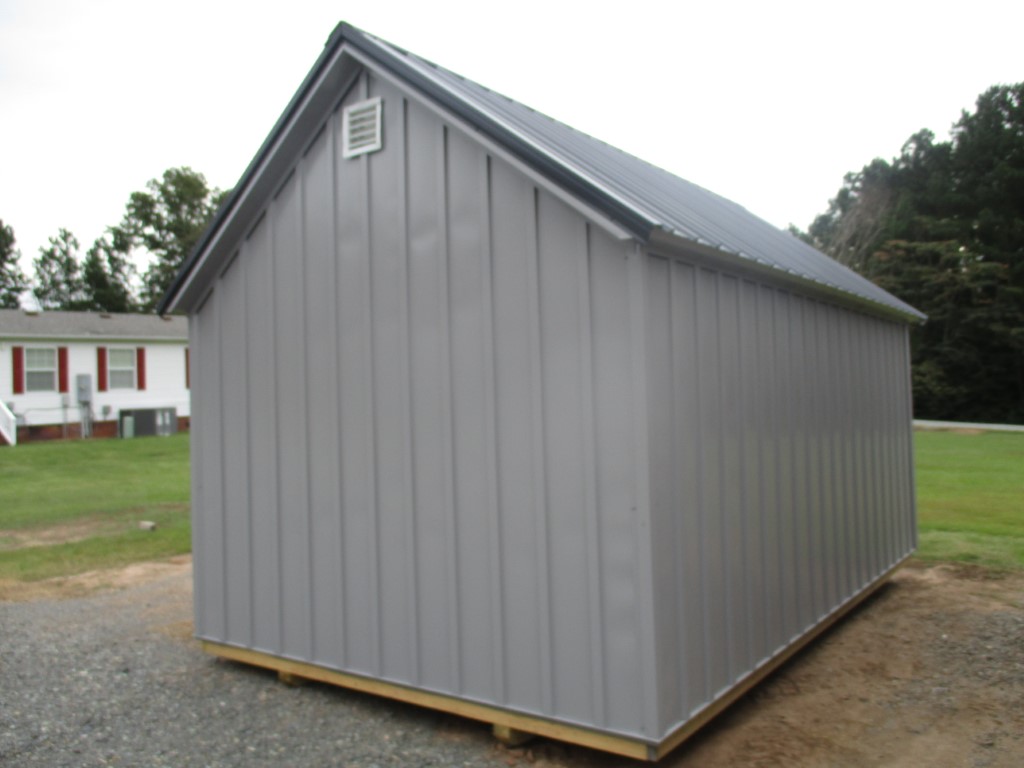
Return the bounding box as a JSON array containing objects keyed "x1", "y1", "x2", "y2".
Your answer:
[
  {"x1": 914, "y1": 430, "x2": 1024, "y2": 569},
  {"x1": 0, "y1": 427, "x2": 1020, "y2": 585},
  {"x1": 0, "y1": 433, "x2": 190, "y2": 582}
]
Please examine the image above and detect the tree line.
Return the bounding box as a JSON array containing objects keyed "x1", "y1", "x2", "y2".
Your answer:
[
  {"x1": 794, "y1": 83, "x2": 1023, "y2": 424},
  {"x1": 0, "y1": 167, "x2": 226, "y2": 313}
]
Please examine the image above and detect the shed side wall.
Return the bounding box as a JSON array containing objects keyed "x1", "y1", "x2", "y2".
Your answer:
[
  {"x1": 643, "y1": 253, "x2": 916, "y2": 736},
  {"x1": 190, "y1": 69, "x2": 654, "y2": 738}
]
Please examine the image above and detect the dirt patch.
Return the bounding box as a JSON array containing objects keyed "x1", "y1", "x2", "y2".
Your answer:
[
  {"x1": 0, "y1": 518, "x2": 121, "y2": 551},
  {"x1": 0, "y1": 554, "x2": 192, "y2": 602},
  {"x1": 654, "y1": 562, "x2": 1024, "y2": 767},
  {"x1": 0, "y1": 507, "x2": 183, "y2": 551}
]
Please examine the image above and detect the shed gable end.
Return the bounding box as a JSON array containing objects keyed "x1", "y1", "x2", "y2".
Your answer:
[{"x1": 191, "y1": 64, "x2": 649, "y2": 733}]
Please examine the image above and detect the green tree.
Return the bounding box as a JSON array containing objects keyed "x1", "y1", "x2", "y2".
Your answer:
[
  {"x1": 82, "y1": 234, "x2": 136, "y2": 313},
  {"x1": 33, "y1": 228, "x2": 87, "y2": 310},
  {"x1": 800, "y1": 84, "x2": 1024, "y2": 423},
  {"x1": 113, "y1": 167, "x2": 225, "y2": 311},
  {"x1": 0, "y1": 219, "x2": 28, "y2": 308}
]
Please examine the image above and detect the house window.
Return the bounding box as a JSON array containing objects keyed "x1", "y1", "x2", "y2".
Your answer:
[
  {"x1": 108, "y1": 349, "x2": 136, "y2": 389},
  {"x1": 25, "y1": 347, "x2": 57, "y2": 392}
]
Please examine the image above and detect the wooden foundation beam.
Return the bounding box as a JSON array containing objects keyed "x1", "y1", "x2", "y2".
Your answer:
[
  {"x1": 492, "y1": 723, "x2": 535, "y2": 747},
  {"x1": 201, "y1": 557, "x2": 908, "y2": 762},
  {"x1": 201, "y1": 640, "x2": 652, "y2": 760}
]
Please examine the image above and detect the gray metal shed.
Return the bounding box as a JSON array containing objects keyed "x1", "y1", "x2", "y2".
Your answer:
[{"x1": 160, "y1": 23, "x2": 922, "y2": 760}]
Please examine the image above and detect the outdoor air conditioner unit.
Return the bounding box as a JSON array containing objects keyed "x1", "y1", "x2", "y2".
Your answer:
[{"x1": 119, "y1": 408, "x2": 177, "y2": 438}]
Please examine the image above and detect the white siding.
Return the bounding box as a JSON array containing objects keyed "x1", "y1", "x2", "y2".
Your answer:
[{"x1": 0, "y1": 339, "x2": 189, "y2": 427}]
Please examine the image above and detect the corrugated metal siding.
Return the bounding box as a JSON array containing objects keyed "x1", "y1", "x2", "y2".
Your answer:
[
  {"x1": 191, "y1": 69, "x2": 655, "y2": 738},
  {"x1": 642, "y1": 252, "x2": 916, "y2": 736}
]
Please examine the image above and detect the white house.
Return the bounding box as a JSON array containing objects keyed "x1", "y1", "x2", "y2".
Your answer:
[{"x1": 0, "y1": 309, "x2": 189, "y2": 444}]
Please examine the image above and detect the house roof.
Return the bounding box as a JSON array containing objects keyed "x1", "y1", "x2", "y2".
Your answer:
[
  {"x1": 0, "y1": 309, "x2": 188, "y2": 341},
  {"x1": 159, "y1": 23, "x2": 924, "y2": 323}
]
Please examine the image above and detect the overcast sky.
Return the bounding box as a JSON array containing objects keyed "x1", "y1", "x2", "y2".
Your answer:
[{"x1": 1, "y1": 0, "x2": 1021, "y2": 281}]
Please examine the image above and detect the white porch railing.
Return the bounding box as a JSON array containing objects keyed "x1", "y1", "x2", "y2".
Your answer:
[{"x1": 0, "y1": 400, "x2": 16, "y2": 446}]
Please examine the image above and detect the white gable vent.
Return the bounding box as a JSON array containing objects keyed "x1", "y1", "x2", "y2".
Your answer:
[{"x1": 342, "y1": 97, "x2": 383, "y2": 158}]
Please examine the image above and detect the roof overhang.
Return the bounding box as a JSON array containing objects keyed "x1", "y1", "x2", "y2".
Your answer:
[
  {"x1": 160, "y1": 23, "x2": 924, "y2": 326},
  {"x1": 647, "y1": 229, "x2": 927, "y2": 324}
]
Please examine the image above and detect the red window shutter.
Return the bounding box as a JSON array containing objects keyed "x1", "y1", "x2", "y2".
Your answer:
[
  {"x1": 12, "y1": 346, "x2": 24, "y2": 394},
  {"x1": 97, "y1": 347, "x2": 108, "y2": 392},
  {"x1": 136, "y1": 347, "x2": 146, "y2": 390},
  {"x1": 58, "y1": 347, "x2": 69, "y2": 393},
  {"x1": 185, "y1": 347, "x2": 190, "y2": 389}
]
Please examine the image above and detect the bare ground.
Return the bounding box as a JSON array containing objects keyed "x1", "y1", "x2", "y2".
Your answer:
[{"x1": 2, "y1": 558, "x2": 1021, "y2": 766}]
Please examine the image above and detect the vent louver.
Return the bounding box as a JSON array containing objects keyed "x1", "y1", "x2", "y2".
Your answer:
[{"x1": 342, "y1": 97, "x2": 383, "y2": 158}]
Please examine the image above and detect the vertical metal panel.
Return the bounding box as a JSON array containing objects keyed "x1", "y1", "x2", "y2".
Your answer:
[
  {"x1": 537, "y1": 189, "x2": 599, "y2": 722},
  {"x1": 902, "y1": 331, "x2": 919, "y2": 551},
  {"x1": 577, "y1": 224, "x2": 606, "y2": 728},
  {"x1": 192, "y1": 291, "x2": 224, "y2": 641},
  {"x1": 643, "y1": 254, "x2": 678, "y2": 725},
  {"x1": 755, "y1": 283, "x2": 783, "y2": 655},
  {"x1": 738, "y1": 279, "x2": 767, "y2": 664},
  {"x1": 697, "y1": 268, "x2": 730, "y2": 693},
  {"x1": 489, "y1": 157, "x2": 544, "y2": 712},
  {"x1": 626, "y1": 242, "x2": 661, "y2": 738},
  {"x1": 479, "y1": 155, "x2": 506, "y2": 709},
  {"x1": 302, "y1": 123, "x2": 344, "y2": 668},
  {"x1": 445, "y1": 122, "x2": 497, "y2": 701},
  {"x1": 271, "y1": 170, "x2": 313, "y2": 660},
  {"x1": 335, "y1": 79, "x2": 375, "y2": 674},
  {"x1": 366, "y1": 76, "x2": 415, "y2": 682},
  {"x1": 405, "y1": 97, "x2": 454, "y2": 691},
  {"x1": 717, "y1": 274, "x2": 746, "y2": 678},
  {"x1": 774, "y1": 291, "x2": 800, "y2": 642},
  {"x1": 244, "y1": 214, "x2": 282, "y2": 654},
  {"x1": 789, "y1": 295, "x2": 812, "y2": 632},
  {"x1": 816, "y1": 302, "x2": 837, "y2": 606},
  {"x1": 670, "y1": 262, "x2": 707, "y2": 716},
  {"x1": 807, "y1": 298, "x2": 826, "y2": 623},
  {"x1": 219, "y1": 252, "x2": 251, "y2": 646},
  {"x1": 589, "y1": 229, "x2": 645, "y2": 734}
]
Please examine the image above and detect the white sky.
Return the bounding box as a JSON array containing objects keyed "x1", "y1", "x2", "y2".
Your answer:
[{"x1": 1, "y1": 0, "x2": 1021, "y2": 280}]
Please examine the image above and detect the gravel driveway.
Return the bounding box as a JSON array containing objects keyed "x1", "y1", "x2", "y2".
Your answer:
[
  {"x1": 0, "y1": 561, "x2": 528, "y2": 768},
  {"x1": 2, "y1": 559, "x2": 1022, "y2": 767}
]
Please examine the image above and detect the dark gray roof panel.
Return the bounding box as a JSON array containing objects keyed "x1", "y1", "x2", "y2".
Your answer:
[
  {"x1": 160, "y1": 23, "x2": 923, "y2": 322},
  {"x1": 362, "y1": 32, "x2": 922, "y2": 321},
  {"x1": 0, "y1": 309, "x2": 188, "y2": 340}
]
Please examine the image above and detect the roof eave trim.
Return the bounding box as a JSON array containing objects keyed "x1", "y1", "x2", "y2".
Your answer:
[
  {"x1": 160, "y1": 23, "x2": 660, "y2": 315},
  {"x1": 647, "y1": 229, "x2": 928, "y2": 324},
  {"x1": 0, "y1": 333, "x2": 189, "y2": 342},
  {"x1": 157, "y1": 27, "x2": 355, "y2": 314}
]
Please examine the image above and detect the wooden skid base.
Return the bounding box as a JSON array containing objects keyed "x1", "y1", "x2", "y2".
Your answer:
[
  {"x1": 492, "y1": 723, "x2": 535, "y2": 747},
  {"x1": 200, "y1": 640, "x2": 654, "y2": 760},
  {"x1": 200, "y1": 558, "x2": 906, "y2": 762}
]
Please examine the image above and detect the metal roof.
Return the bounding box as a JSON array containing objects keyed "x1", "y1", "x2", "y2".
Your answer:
[
  {"x1": 160, "y1": 23, "x2": 924, "y2": 322},
  {"x1": 0, "y1": 309, "x2": 188, "y2": 341}
]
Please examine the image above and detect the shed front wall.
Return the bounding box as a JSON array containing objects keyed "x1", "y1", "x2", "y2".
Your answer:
[
  {"x1": 642, "y1": 252, "x2": 916, "y2": 737},
  {"x1": 190, "y1": 68, "x2": 656, "y2": 739}
]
